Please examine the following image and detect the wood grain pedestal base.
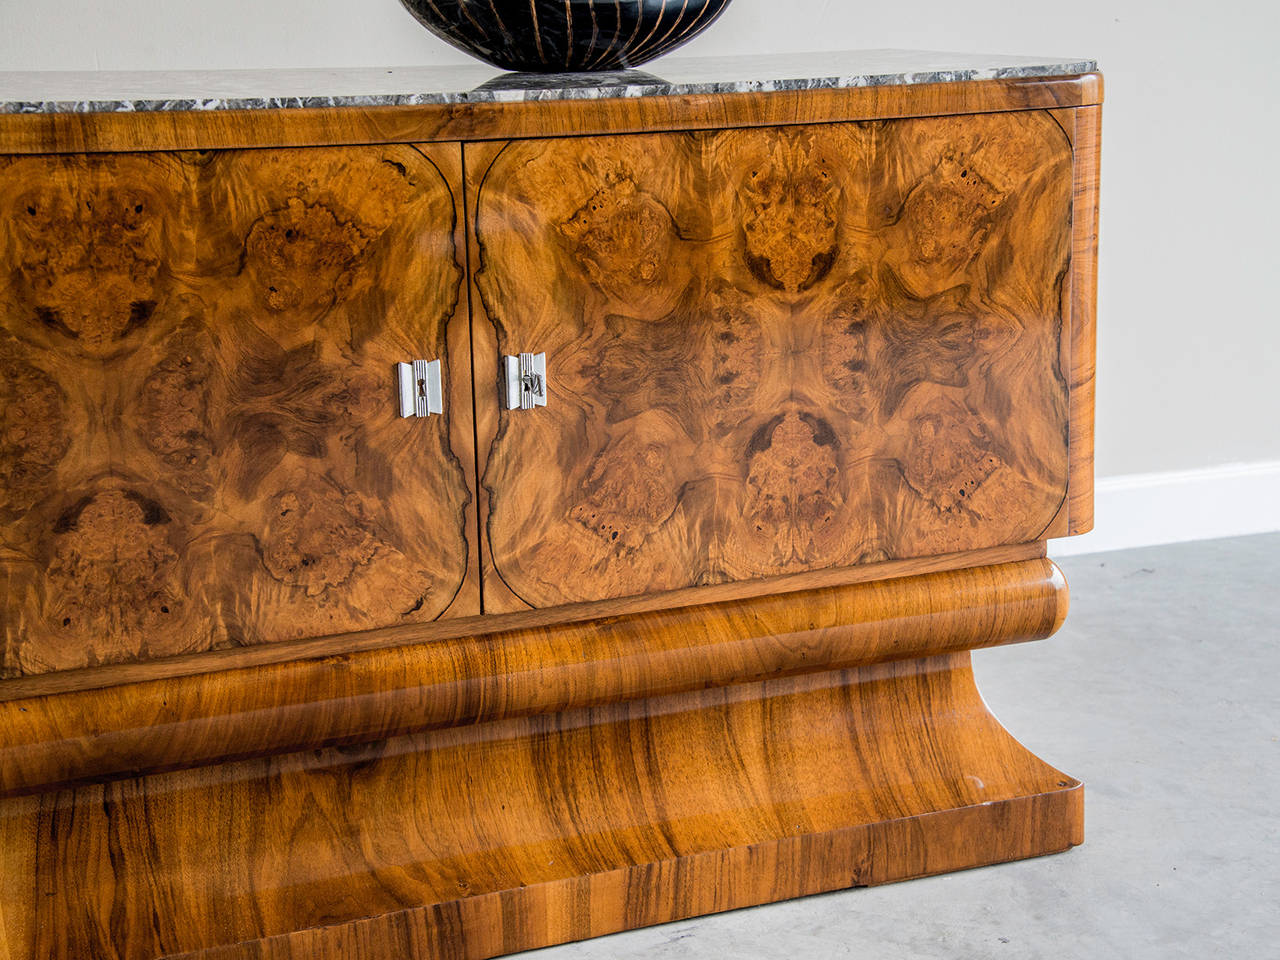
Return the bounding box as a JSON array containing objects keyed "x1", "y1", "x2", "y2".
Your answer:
[
  {"x1": 0, "y1": 558, "x2": 1081, "y2": 960},
  {"x1": 182, "y1": 660, "x2": 1080, "y2": 960}
]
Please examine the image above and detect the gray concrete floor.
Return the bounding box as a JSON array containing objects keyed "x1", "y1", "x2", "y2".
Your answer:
[{"x1": 516, "y1": 534, "x2": 1280, "y2": 959}]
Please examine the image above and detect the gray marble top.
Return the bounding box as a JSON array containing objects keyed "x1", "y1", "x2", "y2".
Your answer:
[{"x1": 0, "y1": 50, "x2": 1097, "y2": 115}]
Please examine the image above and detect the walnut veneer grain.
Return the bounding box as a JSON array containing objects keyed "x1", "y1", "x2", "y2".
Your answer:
[
  {"x1": 0, "y1": 143, "x2": 478, "y2": 678},
  {"x1": 471, "y1": 112, "x2": 1073, "y2": 611},
  {"x1": 0, "y1": 554, "x2": 1064, "y2": 797},
  {"x1": 1062, "y1": 105, "x2": 1101, "y2": 535},
  {"x1": 0, "y1": 652, "x2": 1081, "y2": 960}
]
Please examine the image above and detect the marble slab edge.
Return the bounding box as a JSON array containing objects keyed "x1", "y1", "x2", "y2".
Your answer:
[{"x1": 0, "y1": 58, "x2": 1098, "y2": 115}]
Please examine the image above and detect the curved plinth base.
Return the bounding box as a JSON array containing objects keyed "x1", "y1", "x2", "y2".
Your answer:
[
  {"x1": 0, "y1": 555, "x2": 1066, "y2": 797},
  {"x1": 0, "y1": 654, "x2": 1081, "y2": 960}
]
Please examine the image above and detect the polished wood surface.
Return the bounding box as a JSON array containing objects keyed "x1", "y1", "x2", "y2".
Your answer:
[
  {"x1": 0, "y1": 74, "x2": 1103, "y2": 155},
  {"x1": 0, "y1": 555, "x2": 1064, "y2": 797},
  {"x1": 0, "y1": 539, "x2": 1042, "y2": 702},
  {"x1": 0, "y1": 143, "x2": 477, "y2": 678},
  {"x1": 0, "y1": 654, "x2": 1082, "y2": 960},
  {"x1": 0, "y1": 75, "x2": 1100, "y2": 959},
  {"x1": 1062, "y1": 105, "x2": 1102, "y2": 534},
  {"x1": 471, "y1": 112, "x2": 1073, "y2": 611}
]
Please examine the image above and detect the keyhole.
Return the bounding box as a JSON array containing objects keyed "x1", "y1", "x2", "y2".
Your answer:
[{"x1": 417, "y1": 378, "x2": 427, "y2": 398}]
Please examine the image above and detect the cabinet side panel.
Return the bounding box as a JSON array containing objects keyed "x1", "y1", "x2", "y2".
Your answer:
[{"x1": 1066, "y1": 106, "x2": 1101, "y2": 535}]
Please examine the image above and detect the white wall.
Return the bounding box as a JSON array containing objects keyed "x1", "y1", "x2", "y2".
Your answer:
[{"x1": 4, "y1": 0, "x2": 1279, "y2": 488}]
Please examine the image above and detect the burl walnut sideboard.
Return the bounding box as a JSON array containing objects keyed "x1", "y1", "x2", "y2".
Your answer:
[{"x1": 0, "y1": 51, "x2": 1102, "y2": 959}]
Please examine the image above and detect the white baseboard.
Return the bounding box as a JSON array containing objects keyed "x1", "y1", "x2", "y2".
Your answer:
[{"x1": 1049, "y1": 460, "x2": 1280, "y2": 557}]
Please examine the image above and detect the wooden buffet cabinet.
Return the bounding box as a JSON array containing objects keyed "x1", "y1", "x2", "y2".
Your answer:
[{"x1": 0, "y1": 54, "x2": 1102, "y2": 959}]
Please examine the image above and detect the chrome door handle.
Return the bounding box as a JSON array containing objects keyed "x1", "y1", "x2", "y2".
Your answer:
[
  {"x1": 504, "y1": 352, "x2": 547, "y2": 411},
  {"x1": 397, "y1": 359, "x2": 444, "y2": 418}
]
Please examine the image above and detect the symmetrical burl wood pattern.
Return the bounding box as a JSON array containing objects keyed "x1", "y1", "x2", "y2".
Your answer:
[
  {"x1": 0, "y1": 144, "x2": 475, "y2": 677},
  {"x1": 472, "y1": 112, "x2": 1073, "y2": 610},
  {"x1": 0, "y1": 653, "x2": 1082, "y2": 960}
]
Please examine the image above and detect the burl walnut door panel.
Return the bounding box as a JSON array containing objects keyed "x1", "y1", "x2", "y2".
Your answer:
[
  {"x1": 471, "y1": 112, "x2": 1073, "y2": 611},
  {"x1": 0, "y1": 143, "x2": 476, "y2": 678}
]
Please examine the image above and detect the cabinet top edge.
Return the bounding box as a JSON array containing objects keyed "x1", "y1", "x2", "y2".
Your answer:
[{"x1": 0, "y1": 50, "x2": 1098, "y2": 116}]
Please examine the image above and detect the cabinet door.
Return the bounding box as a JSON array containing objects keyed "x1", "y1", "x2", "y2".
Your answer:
[
  {"x1": 469, "y1": 112, "x2": 1072, "y2": 611},
  {"x1": 0, "y1": 144, "x2": 476, "y2": 678}
]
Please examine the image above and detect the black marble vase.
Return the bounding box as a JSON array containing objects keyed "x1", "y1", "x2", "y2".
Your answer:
[{"x1": 400, "y1": 0, "x2": 735, "y2": 73}]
